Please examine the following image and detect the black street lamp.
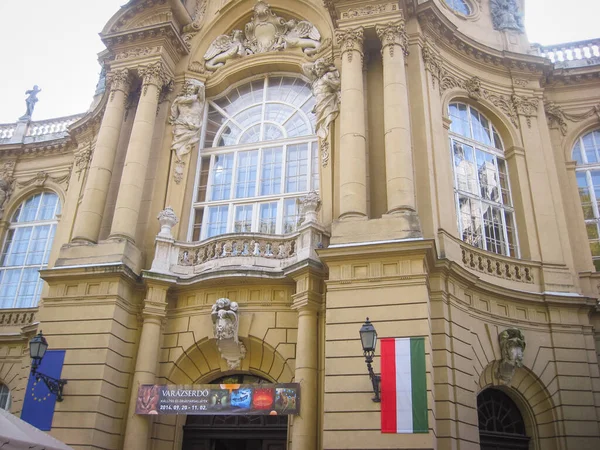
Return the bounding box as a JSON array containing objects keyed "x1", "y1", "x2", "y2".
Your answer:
[
  {"x1": 29, "y1": 331, "x2": 67, "y2": 402},
  {"x1": 359, "y1": 318, "x2": 381, "y2": 402}
]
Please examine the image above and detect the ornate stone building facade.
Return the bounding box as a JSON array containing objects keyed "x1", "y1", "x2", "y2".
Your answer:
[{"x1": 1, "y1": 0, "x2": 600, "y2": 449}]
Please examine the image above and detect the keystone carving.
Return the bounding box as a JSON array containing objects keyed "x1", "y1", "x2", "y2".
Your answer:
[
  {"x1": 497, "y1": 328, "x2": 526, "y2": 385},
  {"x1": 204, "y1": 1, "x2": 323, "y2": 72},
  {"x1": 211, "y1": 298, "x2": 246, "y2": 370}
]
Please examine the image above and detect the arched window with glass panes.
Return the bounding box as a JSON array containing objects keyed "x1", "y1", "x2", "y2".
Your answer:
[
  {"x1": 448, "y1": 103, "x2": 518, "y2": 257},
  {"x1": 573, "y1": 129, "x2": 600, "y2": 270},
  {"x1": 0, "y1": 383, "x2": 10, "y2": 410},
  {"x1": 0, "y1": 191, "x2": 60, "y2": 308},
  {"x1": 190, "y1": 75, "x2": 318, "y2": 241}
]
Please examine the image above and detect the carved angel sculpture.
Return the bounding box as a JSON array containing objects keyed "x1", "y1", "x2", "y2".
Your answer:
[
  {"x1": 169, "y1": 79, "x2": 205, "y2": 161},
  {"x1": 282, "y1": 19, "x2": 321, "y2": 56},
  {"x1": 302, "y1": 58, "x2": 341, "y2": 140},
  {"x1": 204, "y1": 30, "x2": 248, "y2": 72}
]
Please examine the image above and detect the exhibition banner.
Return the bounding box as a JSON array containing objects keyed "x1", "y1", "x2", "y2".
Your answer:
[{"x1": 135, "y1": 383, "x2": 300, "y2": 415}]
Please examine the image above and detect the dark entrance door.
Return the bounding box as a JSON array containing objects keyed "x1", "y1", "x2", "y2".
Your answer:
[
  {"x1": 477, "y1": 389, "x2": 530, "y2": 450},
  {"x1": 182, "y1": 375, "x2": 288, "y2": 450}
]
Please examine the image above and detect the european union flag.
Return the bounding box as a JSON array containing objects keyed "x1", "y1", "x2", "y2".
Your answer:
[{"x1": 21, "y1": 349, "x2": 66, "y2": 431}]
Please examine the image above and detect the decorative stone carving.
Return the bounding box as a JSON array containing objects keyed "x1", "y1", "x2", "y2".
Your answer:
[
  {"x1": 302, "y1": 58, "x2": 341, "y2": 141},
  {"x1": 300, "y1": 191, "x2": 321, "y2": 225},
  {"x1": 115, "y1": 46, "x2": 161, "y2": 61},
  {"x1": 376, "y1": 21, "x2": 409, "y2": 58},
  {"x1": 464, "y1": 76, "x2": 482, "y2": 100},
  {"x1": 511, "y1": 95, "x2": 538, "y2": 127},
  {"x1": 157, "y1": 207, "x2": 178, "y2": 239},
  {"x1": 0, "y1": 177, "x2": 15, "y2": 219},
  {"x1": 182, "y1": 0, "x2": 208, "y2": 48},
  {"x1": 340, "y1": 3, "x2": 398, "y2": 20},
  {"x1": 544, "y1": 101, "x2": 600, "y2": 136},
  {"x1": 203, "y1": 2, "x2": 323, "y2": 72},
  {"x1": 106, "y1": 69, "x2": 132, "y2": 102},
  {"x1": 19, "y1": 85, "x2": 41, "y2": 121},
  {"x1": 497, "y1": 328, "x2": 526, "y2": 385},
  {"x1": 335, "y1": 27, "x2": 364, "y2": 64},
  {"x1": 490, "y1": 0, "x2": 524, "y2": 33},
  {"x1": 169, "y1": 79, "x2": 205, "y2": 163},
  {"x1": 138, "y1": 61, "x2": 171, "y2": 96},
  {"x1": 211, "y1": 298, "x2": 246, "y2": 370},
  {"x1": 74, "y1": 143, "x2": 93, "y2": 180},
  {"x1": 17, "y1": 171, "x2": 70, "y2": 189}
]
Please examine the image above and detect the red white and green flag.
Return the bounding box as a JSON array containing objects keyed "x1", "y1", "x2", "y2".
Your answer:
[{"x1": 380, "y1": 337, "x2": 428, "y2": 434}]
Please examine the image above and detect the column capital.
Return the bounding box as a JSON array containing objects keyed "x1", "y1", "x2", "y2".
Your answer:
[
  {"x1": 106, "y1": 68, "x2": 132, "y2": 101},
  {"x1": 335, "y1": 27, "x2": 364, "y2": 63},
  {"x1": 376, "y1": 21, "x2": 409, "y2": 58},
  {"x1": 138, "y1": 61, "x2": 172, "y2": 96}
]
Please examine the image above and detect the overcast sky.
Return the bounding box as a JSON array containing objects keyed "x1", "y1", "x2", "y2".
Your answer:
[{"x1": 0, "y1": 0, "x2": 598, "y2": 123}]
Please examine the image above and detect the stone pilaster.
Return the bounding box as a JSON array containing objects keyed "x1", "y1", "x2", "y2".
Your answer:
[
  {"x1": 336, "y1": 27, "x2": 368, "y2": 220},
  {"x1": 72, "y1": 68, "x2": 131, "y2": 243},
  {"x1": 289, "y1": 267, "x2": 323, "y2": 450},
  {"x1": 122, "y1": 279, "x2": 171, "y2": 450},
  {"x1": 109, "y1": 61, "x2": 171, "y2": 242}
]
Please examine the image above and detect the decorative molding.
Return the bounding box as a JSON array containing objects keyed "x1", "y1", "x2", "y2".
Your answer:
[
  {"x1": 181, "y1": 0, "x2": 208, "y2": 49},
  {"x1": 0, "y1": 161, "x2": 16, "y2": 219},
  {"x1": 73, "y1": 142, "x2": 93, "y2": 181},
  {"x1": 461, "y1": 246, "x2": 535, "y2": 284},
  {"x1": 544, "y1": 101, "x2": 600, "y2": 136},
  {"x1": 376, "y1": 21, "x2": 409, "y2": 58},
  {"x1": 138, "y1": 61, "x2": 172, "y2": 96},
  {"x1": 114, "y1": 46, "x2": 161, "y2": 61},
  {"x1": 106, "y1": 68, "x2": 132, "y2": 102},
  {"x1": 17, "y1": 170, "x2": 70, "y2": 190},
  {"x1": 320, "y1": 140, "x2": 330, "y2": 167},
  {"x1": 511, "y1": 94, "x2": 539, "y2": 127},
  {"x1": 512, "y1": 78, "x2": 528, "y2": 87},
  {"x1": 335, "y1": 27, "x2": 364, "y2": 64},
  {"x1": 340, "y1": 3, "x2": 398, "y2": 20},
  {"x1": 203, "y1": 1, "x2": 324, "y2": 72},
  {"x1": 187, "y1": 60, "x2": 205, "y2": 74},
  {"x1": 211, "y1": 298, "x2": 246, "y2": 370},
  {"x1": 497, "y1": 328, "x2": 526, "y2": 385}
]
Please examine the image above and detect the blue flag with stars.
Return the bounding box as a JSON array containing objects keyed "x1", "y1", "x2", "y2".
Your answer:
[{"x1": 21, "y1": 349, "x2": 66, "y2": 431}]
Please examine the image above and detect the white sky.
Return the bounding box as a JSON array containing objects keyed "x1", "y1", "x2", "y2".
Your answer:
[{"x1": 0, "y1": 0, "x2": 598, "y2": 123}]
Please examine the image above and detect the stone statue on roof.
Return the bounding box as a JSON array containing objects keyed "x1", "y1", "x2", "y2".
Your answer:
[{"x1": 19, "y1": 85, "x2": 41, "y2": 121}]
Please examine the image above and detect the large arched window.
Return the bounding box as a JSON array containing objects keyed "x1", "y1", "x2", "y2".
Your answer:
[
  {"x1": 0, "y1": 192, "x2": 60, "y2": 309},
  {"x1": 477, "y1": 388, "x2": 529, "y2": 450},
  {"x1": 573, "y1": 129, "x2": 600, "y2": 270},
  {"x1": 0, "y1": 383, "x2": 10, "y2": 410},
  {"x1": 449, "y1": 102, "x2": 518, "y2": 257},
  {"x1": 190, "y1": 75, "x2": 318, "y2": 241}
]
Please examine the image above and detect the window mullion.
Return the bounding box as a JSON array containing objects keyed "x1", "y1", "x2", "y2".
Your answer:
[{"x1": 586, "y1": 170, "x2": 600, "y2": 219}]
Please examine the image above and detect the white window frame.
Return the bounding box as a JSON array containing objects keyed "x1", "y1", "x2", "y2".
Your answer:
[
  {"x1": 449, "y1": 103, "x2": 519, "y2": 258},
  {"x1": 188, "y1": 75, "x2": 318, "y2": 241}
]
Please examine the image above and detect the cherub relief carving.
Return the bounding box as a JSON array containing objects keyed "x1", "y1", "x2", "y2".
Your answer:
[
  {"x1": 211, "y1": 298, "x2": 246, "y2": 370},
  {"x1": 204, "y1": 30, "x2": 248, "y2": 72}
]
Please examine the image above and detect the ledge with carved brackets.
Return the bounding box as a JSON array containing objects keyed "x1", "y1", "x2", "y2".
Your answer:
[{"x1": 417, "y1": 3, "x2": 551, "y2": 76}]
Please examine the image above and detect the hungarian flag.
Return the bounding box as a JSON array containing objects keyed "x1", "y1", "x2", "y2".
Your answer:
[{"x1": 380, "y1": 337, "x2": 428, "y2": 434}]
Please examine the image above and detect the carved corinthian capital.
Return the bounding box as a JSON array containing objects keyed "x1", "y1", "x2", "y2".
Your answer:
[
  {"x1": 106, "y1": 68, "x2": 131, "y2": 101},
  {"x1": 138, "y1": 61, "x2": 172, "y2": 96},
  {"x1": 335, "y1": 27, "x2": 364, "y2": 64},
  {"x1": 376, "y1": 21, "x2": 409, "y2": 58}
]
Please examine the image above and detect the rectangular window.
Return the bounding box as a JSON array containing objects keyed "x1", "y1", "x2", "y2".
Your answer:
[
  {"x1": 234, "y1": 204, "x2": 254, "y2": 232},
  {"x1": 210, "y1": 154, "x2": 234, "y2": 201},
  {"x1": 285, "y1": 143, "x2": 309, "y2": 193},
  {"x1": 259, "y1": 202, "x2": 278, "y2": 234},
  {"x1": 283, "y1": 198, "x2": 301, "y2": 234},
  {"x1": 197, "y1": 156, "x2": 211, "y2": 202},
  {"x1": 206, "y1": 205, "x2": 230, "y2": 238},
  {"x1": 192, "y1": 208, "x2": 204, "y2": 241},
  {"x1": 260, "y1": 147, "x2": 283, "y2": 195},
  {"x1": 235, "y1": 150, "x2": 259, "y2": 198}
]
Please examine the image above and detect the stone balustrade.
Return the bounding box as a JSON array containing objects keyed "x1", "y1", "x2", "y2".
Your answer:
[
  {"x1": 0, "y1": 308, "x2": 37, "y2": 327},
  {"x1": 534, "y1": 39, "x2": 600, "y2": 68},
  {"x1": 461, "y1": 245, "x2": 538, "y2": 284},
  {"x1": 150, "y1": 224, "x2": 328, "y2": 278},
  {"x1": 0, "y1": 123, "x2": 16, "y2": 141},
  {"x1": 25, "y1": 114, "x2": 83, "y2": 138}
]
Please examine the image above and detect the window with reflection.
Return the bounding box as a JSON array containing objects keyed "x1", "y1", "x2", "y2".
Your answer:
[
  {"x1": 448, "y1": 103, "x2": 518, "y2": 257},
  {"x1": 0, "y1": 383, "x2": 10, "y2": 410},
  {"x1": 445, "y1": 0, "x2": 471, "y2": 16},
  {"x1": 0, "y1": 192, "x2": 60, "y2": 309},
  {"x1": 573, "y1": 129, "x2": 600, "y2": 270},
  {"x1": 191, "y1": 75, "x2": 318, "y2": 241}
]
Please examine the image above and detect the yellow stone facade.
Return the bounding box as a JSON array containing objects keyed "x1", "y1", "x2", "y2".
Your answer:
[{"x1": 0, "y1": 0, "x2": 600, "y2": 449}]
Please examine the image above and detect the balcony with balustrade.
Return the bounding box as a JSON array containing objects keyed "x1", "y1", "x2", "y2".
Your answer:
[
  {"x1": 0, "y1": 113, "x2": 83, "y2": 146},
  {"x1": 532, "y1": 38, "x2": 600, "y2": 69}
]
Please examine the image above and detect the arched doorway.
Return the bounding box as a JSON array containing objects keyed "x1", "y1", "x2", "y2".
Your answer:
[
  {"x1": 182, "y1": 375, "x2": 287, "y2": 450},
  {"x1": 477, "y1": 388, "x2": 530, "y2": 450}
]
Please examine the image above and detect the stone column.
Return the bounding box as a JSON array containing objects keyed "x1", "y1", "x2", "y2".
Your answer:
[
  {"x1": 376, "y1": 21, "x2": 417, "y2": 216},
  {"x1": 336, "y1": 27, "x2": 368, "y2": 220},
  {"x1": 109, "y1": 61, "x2": 170, "y2": 242},
  {"x1": 290, "y1": 269, "x2": 322, "y2": 450},
  {"x1": 122, "y1": 281, "x2": 169, "y2": 450},
  {"x1": 72, "y1": 69, "x2": 131, "y2": 243}
]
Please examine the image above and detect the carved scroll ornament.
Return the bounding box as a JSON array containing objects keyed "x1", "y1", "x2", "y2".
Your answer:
[
  {"x1": 497, "y1": 328, "x2": 526, "y2": 385},
  {"x1": 544, "y1": 101, "x2": 600, "y2": 136},
  {"x1": 203, "y1": 1, "x2": 323, "y2": 72},
  {"x1": 211, "y1": 298, "x2": 246, "y2": 370}
]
